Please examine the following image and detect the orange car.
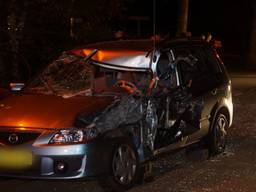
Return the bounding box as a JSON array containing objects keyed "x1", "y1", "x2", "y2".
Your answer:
[{"x1": 0, "y1": 39, "x2": 233, "y2": 192}]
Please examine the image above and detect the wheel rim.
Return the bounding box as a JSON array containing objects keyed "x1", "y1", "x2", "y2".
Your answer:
[
  {"x1": 112, "y1": 144, "x2": 137, "y2": 185},
  {"x1": 215, "y1": 115, "x2": 228, "y2": 152}
]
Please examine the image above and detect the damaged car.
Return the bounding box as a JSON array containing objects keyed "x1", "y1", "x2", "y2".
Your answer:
[{"x1": 0, "y1": 39, "x2": 233, "y2": 191}]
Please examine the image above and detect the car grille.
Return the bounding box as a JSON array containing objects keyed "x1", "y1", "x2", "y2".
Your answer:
[{"x1": 0, "y1": 131, "x2": 41, "y2": 146}]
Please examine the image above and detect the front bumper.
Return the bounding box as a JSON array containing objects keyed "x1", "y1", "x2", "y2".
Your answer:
[{"x1": 0, "y1": 140, "x2": 112, "y2": 179}]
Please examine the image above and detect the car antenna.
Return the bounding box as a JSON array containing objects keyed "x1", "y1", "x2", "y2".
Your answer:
[
  {"x1": 153, "y1": 0, "x2": 156, "y2": 50},
  {"x1": 147, "y1": 0, "x2": 157, "y2": 58}
]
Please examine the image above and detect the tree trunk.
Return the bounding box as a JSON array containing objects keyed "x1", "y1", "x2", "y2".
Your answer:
[
  {"x1": 7, "y1": 0, "x2": 27, "y2": 81},
  {"x1": 176, "y1": 0, "x2": 189, "y2": 37}
]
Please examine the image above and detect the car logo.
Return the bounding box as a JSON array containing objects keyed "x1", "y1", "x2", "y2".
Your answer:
[{"x1": 8, "y1": 133, "x2": 19, "y2": 144}]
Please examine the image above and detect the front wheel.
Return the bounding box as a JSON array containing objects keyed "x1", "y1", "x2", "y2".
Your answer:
[
  {"x1": 99, "y1": 141, "x2": 140, "y2": 192},
  {"x1": 209, "y1": 113, "x2": 228, "y2": 156}
]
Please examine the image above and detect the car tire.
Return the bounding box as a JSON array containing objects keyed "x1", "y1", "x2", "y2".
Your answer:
[
  {"x1": 98, "y1": 139, "x2": 140, "y2": 192},
  {"x1": 208, "y1": 113, "x2": 228, "y2": 156}
]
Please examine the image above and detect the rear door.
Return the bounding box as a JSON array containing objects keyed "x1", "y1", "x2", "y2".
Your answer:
[{"x1": 173, "y1": 45, "x2": 223, "y2": 142}]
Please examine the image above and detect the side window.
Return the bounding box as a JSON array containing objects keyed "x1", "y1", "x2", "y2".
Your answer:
[
  {"x1": 204, "y1": 47, "x2": 229, "y2": 83},
  {"x1": 156, "y1": 52, "x2": 177, "y2": 89},
  {"x1": 204, "y1": 47, "x2": 223, "y2": 73},
  {"x1": 174, "y1": 46, "x2": 221, "y2": 96}
]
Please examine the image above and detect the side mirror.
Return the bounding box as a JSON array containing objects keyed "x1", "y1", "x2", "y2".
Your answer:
[{"x1": 10, "y1": 83, "x2": 25, "y2": 92}]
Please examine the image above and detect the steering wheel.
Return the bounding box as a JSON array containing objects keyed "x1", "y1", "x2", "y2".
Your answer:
[{"x1": 115, "y1": 80, "x2": 142, "y2": 95}]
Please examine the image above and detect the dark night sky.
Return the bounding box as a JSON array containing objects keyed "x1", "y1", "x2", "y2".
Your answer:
[
  {"x1": 0, "y1": 0, "x2": 253, "y2": 54},
  {"x1": 126, "y1": 0, "x2": 253, "y2": 54}
]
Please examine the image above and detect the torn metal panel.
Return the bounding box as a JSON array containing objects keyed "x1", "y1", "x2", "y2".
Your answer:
[
  {"x1": 82, "y1": 94, "x2": 159, "y2": 152},
  {"x1": 177, "y1": 96, "x2": 204, "y2": 135},
  {"x1": 154, "y1": 85, "x2": 204, "y2": 147},
  {"x1": 144, "y1": 99, "x2": 158, "y2": 151},
  {"x1": 91, "y1": 95, "x2": 144, "y2": 133}
]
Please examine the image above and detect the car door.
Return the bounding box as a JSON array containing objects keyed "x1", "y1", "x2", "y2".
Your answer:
[
  {"x1": 172, "y1": 45, "x2": 223, "y2": 142},
  {"x1": 153, "y1": 50, "x2": 182, "y2": 149}
]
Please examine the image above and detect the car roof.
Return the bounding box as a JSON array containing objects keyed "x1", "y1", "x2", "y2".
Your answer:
[
  {"x1": 160, "y1": 38, "x2": 210, "y2": 50},
  {"x1": 70, "y1": 40, "x2": 153, "y2": 72},
  {"x1": 70, "y1": 38, "x2": 208, "y2": 72},
  {"x1": 83, "y1": 39, "x2": 154, "y2": 51}
]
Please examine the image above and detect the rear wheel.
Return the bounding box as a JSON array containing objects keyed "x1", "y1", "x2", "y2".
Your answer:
[
  {"x1": 209, "y1": 113, "x2": 228, "y2": 156},
  {"x1": 99, "y1": 141, "x2": 140, "y2": 192}
]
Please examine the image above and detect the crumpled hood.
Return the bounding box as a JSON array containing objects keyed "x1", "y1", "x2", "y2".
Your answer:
[{"x1": 0, "y1": 94, "x2": 113, "y2": 129}]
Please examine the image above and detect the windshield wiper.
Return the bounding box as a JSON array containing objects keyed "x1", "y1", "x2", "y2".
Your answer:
[{"x1": 83, "y1": 49, "x2": 98, "y2": 62}]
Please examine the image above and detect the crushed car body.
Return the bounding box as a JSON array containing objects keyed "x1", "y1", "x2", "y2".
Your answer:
[{"x1": 0, "y1": 39, "x2": 233, "y2": 191}]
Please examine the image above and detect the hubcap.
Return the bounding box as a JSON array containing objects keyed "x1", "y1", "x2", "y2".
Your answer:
[
  {"x1": 112, "y1": 145, "x2": 137, "y2": 185},
  {"x1": 215, "y1": 115, "x2": 227, "y2": 151}
]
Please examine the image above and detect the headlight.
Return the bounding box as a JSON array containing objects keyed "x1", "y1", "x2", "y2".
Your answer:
[{"x1": 50, "y1": 129, "x2": 84, "y2": 144}]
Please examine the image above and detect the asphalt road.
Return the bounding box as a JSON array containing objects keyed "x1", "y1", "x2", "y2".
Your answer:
[{"x1": 1, "y1": 75, "x2": 256, "y2": 192}]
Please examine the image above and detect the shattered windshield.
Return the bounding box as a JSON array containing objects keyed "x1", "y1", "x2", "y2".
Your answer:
[
  {"x1": 26, "y1": 52, "x2": 152, "y2": 97},
  {"x1": 26, "y1": 52, "x2": 93, "y2": 97}
]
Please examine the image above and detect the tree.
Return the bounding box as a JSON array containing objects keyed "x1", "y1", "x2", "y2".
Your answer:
[
  {"x1": 176, "y1": 0, "x2": 189, "y2": 37},
  {"x1": 0, "y1": 0, "x2": 130, "y2": 85}
]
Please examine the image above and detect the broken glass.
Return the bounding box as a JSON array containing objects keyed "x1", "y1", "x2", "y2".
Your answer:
[{"x1": 26, "y1": 52, "x2": 93, "y2": 97}]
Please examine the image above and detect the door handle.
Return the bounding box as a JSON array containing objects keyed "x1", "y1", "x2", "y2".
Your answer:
[{"x1": 211, "y1": 88, "x2": 217, "y2": 95}]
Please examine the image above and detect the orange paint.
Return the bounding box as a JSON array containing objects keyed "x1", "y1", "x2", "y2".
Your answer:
[{"x1": 71, "y1": 49, "x2": 146, "y2": 63}]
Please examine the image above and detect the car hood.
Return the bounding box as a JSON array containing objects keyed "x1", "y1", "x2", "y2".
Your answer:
[
  {"x1": 0, "y1": 94, "x2": 113, "y2": 129},
  {"x1": 0, "y1": 88, "x2": 11, "y2": 100}
]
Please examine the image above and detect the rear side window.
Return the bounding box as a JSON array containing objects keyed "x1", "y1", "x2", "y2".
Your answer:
[
  {"x1": 204, "y1": 47, "x2": 229, "y2": 83},
  {"x1": 173, "y1": 46, "x2": 222, "y2": 96}
]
